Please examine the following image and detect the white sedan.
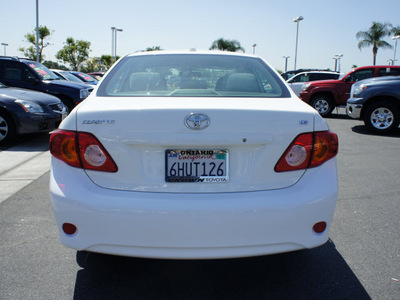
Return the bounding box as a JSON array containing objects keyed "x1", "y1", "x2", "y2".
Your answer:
[{"x1": 49, "y1": 51, "x2": 338, "y2": 259}]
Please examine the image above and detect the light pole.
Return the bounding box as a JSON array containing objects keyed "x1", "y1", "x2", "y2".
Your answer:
[
  {"x1": 332, "y1": 57, "x2": 339, "y2": 71},
  {"x1": 392, "y1": 35, "x2": 400, "y2": 65},
  {"x1": 111, "y1": 27, "x2": 116, "y2": 61},
  {"x1": 115, "y1": 28, "x2": 123, "y2": 62},
  {"x1": 1, "y1": 43, "x2": 8, "y2": 56},
  {"x1": 335, "y1": 54, "x2": 343, "y2": 72},
  {"x1": 293, "y1": 16, "x2": 304, "y2": 70},
  {"x1": 111, "y1": 27, "x2": 123, "y2": 63},
  {"x1": 283, "y1": 56, "x2": 290, "y2": 72},
  {"x1": 36, "y1": 0, "x2": 39, "y2": 62},
  {"x1": 252, "y1": 43, "x2": 257, "y2": 55}
]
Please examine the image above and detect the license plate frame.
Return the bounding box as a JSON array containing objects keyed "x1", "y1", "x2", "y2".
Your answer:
[{"x1": 165, "y1": 149, "x2": 229, "y2": 183}]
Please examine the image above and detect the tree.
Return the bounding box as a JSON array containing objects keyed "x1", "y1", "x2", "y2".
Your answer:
[
  {"x1": 18, "y1": 26, "x2": 53, "y2": 62},
  {"x1": 100, "y1": 55, "x2": 113, "y2": 69},
  {"x1": 42, "y1": 60, "x2": 68, "y2": 70},
  {"x1": 146, "y1": 46, "x2": 163, "y2": 51},
  {"x1": 81, "y1": 57, "x2": 104, "y2": 73},
  {"x1": 56, "y1": 37, "x2": 91, "y2": 71},
  {"x1": 391, "y1": 25, "x2": 400, "y2": 36},
  {"x1": 356, "y1": 22, "x2": 392, "y2": 65},
  {"x1": 209, "y1": 38, "x2": 245, "y2": 52}
]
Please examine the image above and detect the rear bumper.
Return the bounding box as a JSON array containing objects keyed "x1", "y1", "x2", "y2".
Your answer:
[{"x1": 50, "y1": 158, "x2": 338, "y2": 259}]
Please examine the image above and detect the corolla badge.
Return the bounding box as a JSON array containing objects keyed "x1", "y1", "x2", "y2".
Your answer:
[{"x1": 184, "y1": 113, "x2": 210, "y2": 130}]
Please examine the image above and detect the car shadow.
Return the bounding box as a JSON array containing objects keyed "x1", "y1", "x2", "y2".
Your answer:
[
  {"x1": 351, "y1": 125, "x2": 400, "y2": 137},
  {"x1": 73, "y1": 240, "x2": 371, "y2": 299},
  {"x1": 326, "y1": 112, "x2": 352, "y2": 120},
  {"x1": 0, "y1": 133, "x2": 50, "y2": 151}
]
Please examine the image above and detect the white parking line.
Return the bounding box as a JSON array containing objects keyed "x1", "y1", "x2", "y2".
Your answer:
[{"x1": 0, "y1": 151, "x2": 51, "y2": 204}]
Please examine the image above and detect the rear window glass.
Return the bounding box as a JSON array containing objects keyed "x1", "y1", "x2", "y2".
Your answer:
[
  {"x1": 97, "y1": 54, "x2": 290, "y2": 98},
  {"x1": 378, "y1": 68, "x2": 400, "y2": 77}
]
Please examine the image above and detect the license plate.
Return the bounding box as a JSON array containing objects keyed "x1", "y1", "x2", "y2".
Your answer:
[{"x1": 166, "y1": 149, "x2": 229, "y2": 183}]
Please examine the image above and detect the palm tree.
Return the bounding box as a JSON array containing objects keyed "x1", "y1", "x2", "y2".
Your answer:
[
  {"x1": 392, "y1": 26, "x2": 400, "y2": 36},
  {"x1": 356, "y1": 22, "x2": 392, "y2": 65},
  {"x1": 209, "y1": 38, "x2": 245, "y2": 52}
]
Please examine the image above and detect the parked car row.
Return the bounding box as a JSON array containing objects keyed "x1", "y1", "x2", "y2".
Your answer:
[
  {"x1": 0, "y1": 56, "x2": 98, "y2": 144},
  {"x1": 298, "y1": 65, "x2": 400, "y2": 117},
  {"x1": 285, "y1": 64, "x2": 400, "y2": 134}
]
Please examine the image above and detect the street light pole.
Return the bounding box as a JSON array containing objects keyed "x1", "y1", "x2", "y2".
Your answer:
[
  {"x1": 111, "y1": 27, "x2": 123, "y2": 63},
  {"x1": 283, "y1": 56, "x2": 290, "y2": 72},
  {"x1": 115, "y1": 28, "x2": 123, "y2": 62},
  {"x1": 335, "y1": 54, "x2": 343, "y2": 72},
  {"x1": 252, "y1": 43, "x2": 257, "y2": 55},
  {"x1": 332, "y1": 57, "x2": 339, "y2": 72},
  {"x1": 36, "y1": 0, "x2": 39, "y2": 62},
  {"x1": 1, "y1": 43, "x2": 8, "y2": 56},
  {"x1": 392, "y1": 35, "x2": 400, "y2": 65},
  {"x1": 293, "y1": 16, "x2": 304, "y2": 70},
  {"x1": 111, "y1": 27, "x2": 116, "y2": 62}
]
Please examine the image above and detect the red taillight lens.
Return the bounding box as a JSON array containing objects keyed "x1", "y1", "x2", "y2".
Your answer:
[
  {"x1": 275, "y1": 131, "x2": 338, "y2": 172},
  {"x1": 50, "y1": 129, "x2": 118, "y2": 172}
]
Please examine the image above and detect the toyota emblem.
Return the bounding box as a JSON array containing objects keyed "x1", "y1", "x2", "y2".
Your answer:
[{"x1": 184, "y1": 113, "x2": 210, "y2": 130}]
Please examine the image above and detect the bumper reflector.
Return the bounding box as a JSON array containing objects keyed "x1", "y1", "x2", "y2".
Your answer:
[
  {"x1": 62, "y1": 223, "x2": 77, "y2": 235},
  {"x1": 313, "y1": 222, "x2": 327, "y2": 234}
]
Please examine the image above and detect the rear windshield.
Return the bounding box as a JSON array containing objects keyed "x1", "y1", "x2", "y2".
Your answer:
[{"x1": 97, "y1": 54, "x2": 290, "y2": 98}]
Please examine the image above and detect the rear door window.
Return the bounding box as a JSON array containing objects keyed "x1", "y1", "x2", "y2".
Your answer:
[{"x1": 378, "y1": 68, "x2": 400, "y2": 77}]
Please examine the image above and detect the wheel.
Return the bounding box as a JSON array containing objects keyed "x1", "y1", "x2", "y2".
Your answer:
[
  {"x1": 0, "y1": 110, "x2": 16, "y2": 145},
  {"x1": 364, "y1": 101, "x2": 399, "y2": 133},
  {"x1": 311, "y1": 95, "x2": 334, "y2": 117}
]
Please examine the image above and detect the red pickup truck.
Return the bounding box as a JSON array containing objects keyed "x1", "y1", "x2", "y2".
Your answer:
[{"x1": 299, "y1": 65, "x2": 400, "y2": 116}]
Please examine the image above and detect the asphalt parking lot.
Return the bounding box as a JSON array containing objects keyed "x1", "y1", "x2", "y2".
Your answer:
[{"x1": 0, "y1": 110, "x2": 399, "y2": 299}]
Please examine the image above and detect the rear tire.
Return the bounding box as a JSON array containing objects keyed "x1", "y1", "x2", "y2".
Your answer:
[
  {"x1": 0, "y1": 110, "x2": 16, "y2": 145},
  {"x1": 364, "y1": 101, "x2": 399, "y2": 134},
  {"x1": 311, "y1": 95, "x2": 334, "y2": 117}
]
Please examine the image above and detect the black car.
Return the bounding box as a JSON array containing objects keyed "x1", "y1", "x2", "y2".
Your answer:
[
  {"x1": 0, "y1": 82, "x2": 66, "y2": 144},
  {"x1": 347, "y1": 76, "x2": 400, "y2": 133},
  {"x1": 0, "y1": 57, "x2": 93, "y2": 111}
]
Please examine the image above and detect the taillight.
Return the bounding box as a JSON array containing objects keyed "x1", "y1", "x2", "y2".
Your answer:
[
  {"x1": 50, "y1": 129, "x2": 118, "y2": 172},
  {"x1": 275, "y1": 131, "x2": 338, "y2": 172}
]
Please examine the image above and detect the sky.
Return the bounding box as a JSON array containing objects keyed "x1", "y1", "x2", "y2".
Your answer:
[{"x1": 1, "y1": 0, "x2": 399, "y2": 74}]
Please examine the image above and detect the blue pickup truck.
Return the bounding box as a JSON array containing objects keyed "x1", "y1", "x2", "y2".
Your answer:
[
  {"x1": 347, "y1": 76, "x2": 400, "y2": 133},
  {"x1": 0, "y1": 57, "x2": 93, "y2": 112}
]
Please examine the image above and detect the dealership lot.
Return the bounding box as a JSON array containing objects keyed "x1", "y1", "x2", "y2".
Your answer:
[{"x1": 0, "y1": 110, "x2": 399, "y2": 299}]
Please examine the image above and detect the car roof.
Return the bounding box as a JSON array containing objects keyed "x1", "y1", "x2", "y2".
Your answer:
[
  {"x1": 292, "y1": 71, "x2": 339, "y2": 76},
  {"x1": 126, "y1": 50, "x2": 260, "y2": 59}
]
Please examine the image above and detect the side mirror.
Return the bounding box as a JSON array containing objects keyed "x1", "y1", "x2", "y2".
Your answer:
[{"x1": 344, "y1": 76, "x2": 352, "y2": 82}]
